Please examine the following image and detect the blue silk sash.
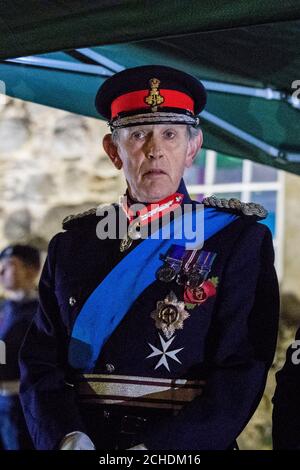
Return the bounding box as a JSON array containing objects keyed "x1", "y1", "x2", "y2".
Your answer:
[{"x1": 68, "y1": 207, "x2": 238, "y2": 371}]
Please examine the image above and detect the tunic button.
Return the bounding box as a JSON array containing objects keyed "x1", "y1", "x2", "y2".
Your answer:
[
  {"x1": 106, "y1": 363, "x2": 115, "y2": 373},
  {"x1": 103, "y1": 410, "x2": 110, "y2": 419},
  {"x1": 69, "y1": 297, "x2": 76, "y2": 306}
]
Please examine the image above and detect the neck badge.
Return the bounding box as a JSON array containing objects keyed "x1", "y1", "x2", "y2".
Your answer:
[{"x1": 120, "y1": 236, "x2": 134, "y2": 252}]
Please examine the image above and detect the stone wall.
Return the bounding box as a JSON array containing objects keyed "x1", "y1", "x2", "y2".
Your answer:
[{"x1": 0, "y1": 98, "x2": 125, "y2": 252}]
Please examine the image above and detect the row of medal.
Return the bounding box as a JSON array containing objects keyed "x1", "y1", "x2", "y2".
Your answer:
[
  {"x1": 156, "y1": 245, "x2": 216, "y2": 289},
  {"x1": 152, "y1": 248, "x2": 217, "y2": 340}
]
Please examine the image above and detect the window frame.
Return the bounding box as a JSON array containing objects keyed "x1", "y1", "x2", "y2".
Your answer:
[{"x1": 187, "y1": 150, "x2": 284, "y2": 281}]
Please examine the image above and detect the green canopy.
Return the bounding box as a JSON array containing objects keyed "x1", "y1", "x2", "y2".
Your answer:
[{"x1": 0, "y1": 1, "x2": 300, "y2": 173}]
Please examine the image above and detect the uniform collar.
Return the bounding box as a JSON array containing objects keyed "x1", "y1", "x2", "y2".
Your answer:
[{"x1": 125, "y1": 178, "x2": 191, "y2": 206}]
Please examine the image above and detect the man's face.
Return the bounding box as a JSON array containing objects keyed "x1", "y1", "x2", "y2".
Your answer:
[
  {"x1": 0, "y1": 256, "x2": 38, "y2": 292},
  {"x1": 103, "y1": 124, "x2": 202, "y2": 202}
]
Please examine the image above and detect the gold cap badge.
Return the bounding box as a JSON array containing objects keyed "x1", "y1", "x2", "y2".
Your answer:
[{"x1": 144, "y1": 78, "x2": 165, "y2": 112}]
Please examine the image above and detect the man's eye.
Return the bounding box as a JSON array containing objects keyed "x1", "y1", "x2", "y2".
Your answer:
[
  {"x1": 131, "y1": 131, "x2": 146, "y2": 140},
  {"x1": 164, "y1": 130, "x2": 176, "y2": 139}
]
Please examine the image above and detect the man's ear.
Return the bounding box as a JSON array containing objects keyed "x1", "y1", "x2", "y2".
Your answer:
[
  {"x1": 185, "y1": 129, "x2": 203, "y2": 168},
  {"x1": 102, "y1": 134, "x2": 123, "y2": 170}
]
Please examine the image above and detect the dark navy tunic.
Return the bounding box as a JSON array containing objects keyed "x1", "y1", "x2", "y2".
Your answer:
[{"x1": 19, "y1": 185, "x2": 279, "y2": 450}]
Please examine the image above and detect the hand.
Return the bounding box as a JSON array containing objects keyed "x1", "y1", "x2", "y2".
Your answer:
[
  {"x1": 60, "y1": 431, "x2": 96, "y2": 450},
  {"x1": 127, "y1": 443, "x2": 148, "y2": 450}
]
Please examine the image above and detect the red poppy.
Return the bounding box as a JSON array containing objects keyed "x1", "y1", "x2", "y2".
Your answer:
[{"x1": 184, "y1": 277, "x2": 218, "y2": 305}]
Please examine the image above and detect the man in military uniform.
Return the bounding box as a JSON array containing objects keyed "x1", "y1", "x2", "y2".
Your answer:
[
  {"x1": 0, "y1": 244, "x2": 40, "y2": 449},
  {"x1": 19, "y1": 65, "x2": 279, "y2": 450},
  {"x1": 272, "y1": 328, "x2": 300, "y2": 449}
]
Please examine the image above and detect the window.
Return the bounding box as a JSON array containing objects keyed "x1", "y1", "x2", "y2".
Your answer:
[{"x1": 186, "y1": 150, "x2": 284, "y2": 280}]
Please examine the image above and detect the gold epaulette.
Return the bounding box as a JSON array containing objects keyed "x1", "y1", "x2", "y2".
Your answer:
[
  {"x1": 202, "y1": 196, "x2": 268, "y2": 219},
  {"x1": 62, "y1": 208, "x2": 97, "y2": 230}
]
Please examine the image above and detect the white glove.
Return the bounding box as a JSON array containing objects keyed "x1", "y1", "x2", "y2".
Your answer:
[
  {"x1": 128, "y1": 443, "x2": 148, "y2": 450},
  {"x1": 60, "y1": 431, "x2": 96, "y2": 450}
]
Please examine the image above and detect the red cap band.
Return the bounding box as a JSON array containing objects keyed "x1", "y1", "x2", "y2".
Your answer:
[{"x1": 111, "y1": 89, "x2": 194, "y2": 118}]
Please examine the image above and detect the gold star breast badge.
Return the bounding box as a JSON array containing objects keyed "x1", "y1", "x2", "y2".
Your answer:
[{"x1": 151, "y1": 291, "x2": 190, "y2": 339}]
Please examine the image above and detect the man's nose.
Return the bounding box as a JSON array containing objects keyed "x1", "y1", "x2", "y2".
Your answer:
[{"x1": 144, "y1": 136, "x2": 164, "y2": 160}]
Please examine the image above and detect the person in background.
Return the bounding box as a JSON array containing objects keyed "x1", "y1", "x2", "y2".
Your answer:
[{"x1": 0, "y1": 244, "x2": 40, "y2": 450}]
